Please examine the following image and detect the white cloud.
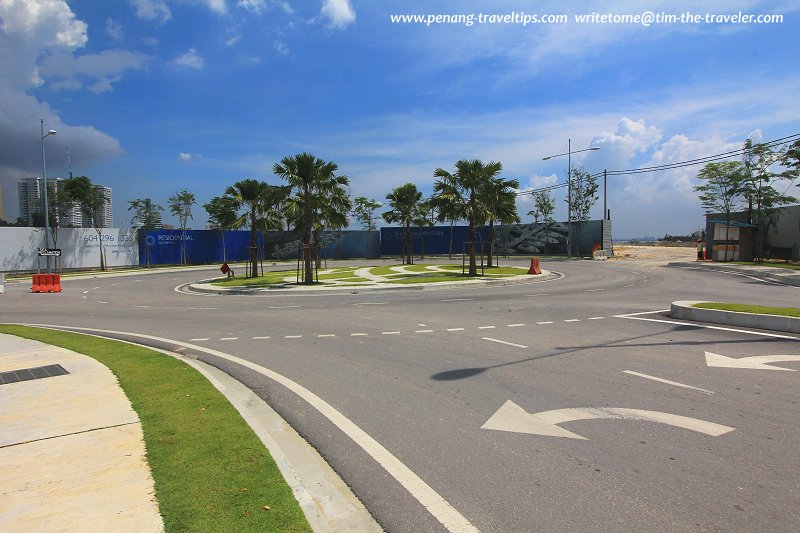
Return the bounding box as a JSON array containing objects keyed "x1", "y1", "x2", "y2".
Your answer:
[
  {"x1": 238, "y1": 0, "x2": 266, "y2": 12},
  {"x1": 39, "y1": 49, "x2": 149, "y2": 93},
  {"x1": 105, "y1": 18, "x2": 123, "y2": 41},
  {"x1": 0, "y1": 0, "x2": 87, "y2": 49},
  {"x1": 130, "y1": 0, "x2": 171, "y2": 24},
  {"x1": 321, "y1": 0, "x2": 355, "y2": 29},
  {"x1": 274, "y1": 40, "x2": 289, "y2": 55},
  {"x1": 173, "y1": 48, "x2": 204, "y2": 69},
  {"x1": 203, "y1": 0, "x2": 227, "y2": 15},
  {"x1": 179, "y1": 153, "x2": 193, "y2": 161}
]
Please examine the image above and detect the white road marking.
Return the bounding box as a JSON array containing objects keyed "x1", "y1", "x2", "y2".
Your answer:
[
  {"x1": 418, "y1": 323, "x2": 428, "y2": 327},
  {"x1": 220, "y1": 337, "x2": 238, "y2": 341},
  {"x1": 446, "y1": 328, "x2": 465, "y2": 332},
  {"x1": 133, "y1": 305, "x2": 151, "y2": 309},
  {"x1": 269, "y1": 305, "x2": 301, "y2": 309},
  {"x1": 188, "y1": 307, "x2": 216, "y2": 310},
  {"x1": 442, "y1": 298, "x2": 473, "y2": 302},
  {"x1": 415, "y1": 329, "x2": 434, "y2": 333},
  {"x1": 285, "y1": 335, "x2": 303, "y2": 339},
  {"x1": 482, "y1": 337, "x2": 528, "y2": 349},
  {"x1": 92, "y1": 287, "x2": 100, "y2": 290},
  {"x1": 29, "y1": 324, "x2": 479, "y2": 533},
  {"x1": 564, "y1": 319, "x2": 580, "y2": 322},
  {"x1": 705, "y1": 352, "x2": 800, "y2": 371},
  {"x1": 614, "y1": 309, "x2": 670, "y2": 317},
  {"x1": 588, "y1": 316, "x2": 605, "y2": 320},
  {"x1": 82, "y1": 291, "x2": 89, "y2": 294},
  {"x1": 189, "y1": 338, "x2": 210, "y2": 341},
  {"x1": 252, "y1": 336, "x2": 271, "y2": 340},
  {"x1": 482, "y1": 401, "x2": 734, "y2": 440},
  {"x1": 317, "y1": 334, "x2": 336, "y2": 338},
  {"x1": 526, "y1": 293, "x2": 549, "y2": 297},
  {"x1": 623, "y1": 370, "x2": 714, "y2": 394},
  {"x1": 97, "y1": 301, "x2": 109, "y2": 304},
  {"x1": 351, "y1": 333, "x2": 368, "y2": 337},
  {"x1": 623, "y1": 284, "x2": 635, "y2": 288},
  {"x1": 354, "y1": 302, "x2": 388, "y2": 306},
  {"x1": 507, "y1": 323, "x2": 524, "y2": 327},
  {"x1": 382, "y1": 331, "x2": 401, "y2": 335},
  {"x1": 478, "y1": 326, "x2": 496, "y2": 329},
  {"x1": 617, "y1": 313, "x2": 799, "y2": 340},
  {"x1": 586, "y1": 288, "x2": 604, "y2": 292},
  {"x1": 537, "y1": 321, "x2": 553, "y2": 325}
]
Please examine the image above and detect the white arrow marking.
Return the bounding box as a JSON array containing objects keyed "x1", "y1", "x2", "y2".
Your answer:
[
  {"x1": 481, "y1": 400, "x2": 734, "y2": 440},
  {"x1": 705, "y1": 351, "x2": 800, "y2": 371}
]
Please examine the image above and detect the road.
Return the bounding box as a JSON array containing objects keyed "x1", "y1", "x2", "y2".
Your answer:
[{"x1": 3, "y1": 258, "x2": 799, "y2": 532}]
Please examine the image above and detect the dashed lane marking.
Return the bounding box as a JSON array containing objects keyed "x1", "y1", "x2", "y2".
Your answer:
[
  {"x1": 446, "y1": 328, "x2": 465, "y2": 332},
  {"x1": 382, "y1": 331, "x2": 401, "y2": 335},
  {"x1": 285, "y1": 335, "x2": 303, "y2": 339},
  {"x1": 588, "y1": 316, "x2": 605, "y2": 320},
  {"x1": 190, "y1": 338, "x2": 210, "y2": 341},
  {"x1": 351, "y1": 333, "x2": 368, "y2": 337},
  {"x1": 482, "y1": 337, "x2": 528, "y2": 349},
  {"x1": 220, "y1": 337, "x2": 238, "y2": 341},
  {"x1": 586, "y1": 288, "x2": 604, "y2": 292},
  {"x1": 478, "y1": 326, "x2": 496, "y2": 329},
  {"x1": 623, "y1": 370, "x2": 714, "y2": 395},
  {"x1": 354, "y1": 302, "x2": 389, "y2": 306},
  {"x1": 537, "y1": 321, "x2": 554, "y2": 324},
  {"x1": 269, "y1": 305, "x2": 301, "y2": 309},
  {"x1": 442, "y1": 298, "x2": 473, "y2": 302},
  {"x1": 415, "y1": 329, "x2": 434, "y2": 333},
  {"x1": 253, "y1": 336, "x2": 271, "y2": 340},
  {"x1": 564, "y1": 319, "x2": 580, "y2": 322},
  {"x1": 507, "y1": 323, "x2": 524, "y2": 327},
  {"x1": 317, "y1": 334, "x2": 336, "y2": 338}
]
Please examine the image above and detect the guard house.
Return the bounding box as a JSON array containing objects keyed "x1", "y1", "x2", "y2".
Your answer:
[{"x1": 705, "y1": 204, "x2": 800, "y2": 262}]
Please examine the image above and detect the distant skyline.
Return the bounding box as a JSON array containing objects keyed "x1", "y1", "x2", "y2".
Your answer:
[{"x1": 1, "y1": 1, "x2": 798, "y2": 237}]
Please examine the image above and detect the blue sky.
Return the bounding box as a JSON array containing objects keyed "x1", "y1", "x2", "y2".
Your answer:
[{"x1": 1, "y1": 0, "x2": 798, "y2": 238}]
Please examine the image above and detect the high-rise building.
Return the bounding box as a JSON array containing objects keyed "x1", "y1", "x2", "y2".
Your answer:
[{"x1": 17, "y1": 178, "x2": 112, "y2": 228}]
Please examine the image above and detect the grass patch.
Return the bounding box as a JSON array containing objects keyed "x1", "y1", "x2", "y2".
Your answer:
[
  {"x1": 0, "y1": 325, "x2": 311, "y2": 533},
  {"x1": 731, "y1": 261, "x2": 800, "y2": 271},
  {"x1": 693, "y1": 303, "x2": 800, "y2": 318}
]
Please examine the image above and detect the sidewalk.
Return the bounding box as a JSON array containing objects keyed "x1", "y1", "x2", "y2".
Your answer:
[
  {"x1": 671, "y1": 261, "x2": 800, "y2": 287},
  {"x1": 0, "y1": 333, "x2": 163, "y2": 532}
]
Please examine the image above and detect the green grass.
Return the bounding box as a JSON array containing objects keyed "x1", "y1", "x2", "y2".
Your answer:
[
  {"x1": 731, "y1": 261, "x2": 800, "y2": 271},
  {"x1": 0, "y1": 325, "x2": 311, "y2": 533},
  {"x1": 693, "y1": 303, "x2": 800, "y2": 318}
]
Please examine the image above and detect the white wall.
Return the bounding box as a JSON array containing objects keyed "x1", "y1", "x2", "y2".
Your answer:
[{"x1": 0, "y1": 227, "x2": 138, "y2": 272}]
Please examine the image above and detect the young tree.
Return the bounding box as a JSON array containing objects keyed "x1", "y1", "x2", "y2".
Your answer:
[
  {"x1": 168, "y1": 189, "x2": 195, "y2": 265},
  {"x1": 694, "y1": 161, "x2": 747, "y2": 262},
  {"x1": 382, "y1": 183, "x2": 422, "y2": 265},
  {"x1": 274, "y1": 153, "x2": 348, "y2": 284},
  {"x1": 203, "y1": 196, "x2": 238, "y2": 263},
  {"x1": 224, "y1": 179, "x2": 282, "y2": 277},
  {"x1": 431, "y1": 175, "x2": 464, "y2": 259},
  {"x1": 128, "y1": 198, "x2": 164, "y2": 229},
  {"x1": 62, "y1": 176, "x2": 108, "y2": 270},
  {"x1": 529, "y1": 190, "x2": 555, "y2": 224},
  {"x1": 741, "y1": 139, "x2": 798, "y2": 263},
  {"x1": 434, "y1": 159, "x2": 503, "y2": 276},
  {"x1": 412, "y1": 198, "x2": 434, "y2": 259},
  {"x1": 352, "y1": 197, "x2": 382, "y2": 258},
  {"x1": 565, "y1": 168, "x2": 599, "y2": 257},
  {"x1": 480, "y1": 176, "x2": 520, "y2": 267},
  {"x1": 47, "y1": 186, "x2": 75, "y2": 251}
]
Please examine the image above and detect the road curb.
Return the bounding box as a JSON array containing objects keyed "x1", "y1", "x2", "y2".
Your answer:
[
  {"x1": 670, "y1": 300, "x2": 800, "y2": 334},
  {"x1": 186, "y1": 270, "x2": 560, "y2": 295},
  {"x1": 669, "y1": 262, "x2": 800, "y2": 287}
]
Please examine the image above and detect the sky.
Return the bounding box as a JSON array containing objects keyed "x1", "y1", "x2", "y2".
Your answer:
[{"x1": 1, "y1": 0, "x2": 799, "y2": 238}]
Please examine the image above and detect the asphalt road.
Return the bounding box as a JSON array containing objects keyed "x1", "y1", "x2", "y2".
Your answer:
[{"x1": 3, "y1": 258, "x2": 799, "y2": 532}]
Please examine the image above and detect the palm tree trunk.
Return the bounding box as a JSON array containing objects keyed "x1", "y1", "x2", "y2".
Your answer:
[
  {"x1": 304, "y1": 189, "x2": 313, "y2": 284},
  {"x1": 487, "y1": 220, "x2": 495, "y2": 268},
  {"x1": 448, "y1": 220, "x2": 454, "y2": 259}
]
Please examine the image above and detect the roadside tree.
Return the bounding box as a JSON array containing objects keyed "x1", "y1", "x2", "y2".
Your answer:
[
  {"x1": 694, "y1": 161, "x2": 747, "y2": 262},
  {"x1": 382, "y1": 183, "x2": 422, "y2": 265},
  {"x1": 62, "y1": 176, "x2": 108, "y2": 270},
  {"x1": 352, "y1": 197, "x2": 382, "y2": 258},
  {"x1": 565, "y1": 169, "x2": 599, "y2": 257}
]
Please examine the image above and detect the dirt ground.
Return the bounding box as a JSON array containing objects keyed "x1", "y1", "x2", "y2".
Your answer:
[{"x1": 610, "y1": 245, "x2": 696, "y2": 262}]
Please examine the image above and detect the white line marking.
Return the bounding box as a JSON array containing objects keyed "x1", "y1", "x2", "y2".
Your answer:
[
  {"x1": 483, "y1": 337, "x2": 528, "y2": 349},
  {"x1": 418, "y1": 323, "x2": 427, "y2": 327},
  {"x1": 253, "y1": 336, "x2": 271, "y2": 340},
  {"x1": 415, "y1": 329, "x2": 434, "y2": 333},
  {"x1": 188, "y1": 307, "x2": 216, "y2": 310},
  {"x1": 92, "y1": 286, "x2": 100, "y2": 290},
  {"x1": 446, "y1": 328, "x2": 465, "y2": 332},
  {"x1": 220, "y1": 337, "x2": 238, "y2": 341},
  {"x1": 133, "y1": 305, "x2": 151, "y2": 309},
  {"x1": 26, "y1": 324, "x2": 479, "y2": 532},
  {"x1": 564, "y1": 319, "x2": 580, "y2": 323},
  {"x1": 617, "y1": 315, "x2": 799, "y2": 340},
  {"x1": 507, "y1": 323, "x2": 524, "y2": 327},
  {"x1": 614, "y1": 309, "x2": 670, "y2": 318},
  {"x1": 478, "y1": 326, "x2": 496, "y2": 329},
  {"x1": 537, "y1": 321, "x2": 553, "y2": 325},
  {"x1": 623, "y1": 371, "x2": 714, "y2": 395},
  {"x1": 623, "y1": 284, "x2": 635, "y2": 288},
  {"x1": 354, "y1": 302, "x2": 388, "y2": 306},
  {"x1": 382, "y1": 331, "x2": 401, "y2": 335},
  {"x1": 351, "y1": 333, "x2": 368, "y2": 337},
  {"x1": 586, "y1": 289, "x2": 604, "y2": 292},
  {"x1": 82, "y1": 291, "x2": 89, "y2": 294},
  {"x1": 269, "y1": 305, "x2": 301, "y2": 309},
  {"x1": 588, "y1": 316, "x2": 605, "y2": 320},
  {"x1": 285, "y1": 335, "x2": 303, "y2": 339},
  {"x1": 97, "y1": 301, "x2": 109, "y2": 304},
  {"x1": 189, "y1": 338, "x2": 210, "y2": 341},
  {"x1": 442, "y1": 298, "x2": 473, "y2": 302},
  {"x1": 317, "y1": 334, "x2": 336, "y2": 338},
  {"x1": 526, "y1": 293, "x2": 549, "y2": 297}
]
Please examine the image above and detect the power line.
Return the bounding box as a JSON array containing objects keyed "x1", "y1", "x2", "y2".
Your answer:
[{"x1": 518, "y1": 132, "x2": 800, "y2": 197}]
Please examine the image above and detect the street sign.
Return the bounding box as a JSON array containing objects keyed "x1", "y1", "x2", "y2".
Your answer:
[{"x1": 38, "y1": 248, "x2": 62, "y2": 257}]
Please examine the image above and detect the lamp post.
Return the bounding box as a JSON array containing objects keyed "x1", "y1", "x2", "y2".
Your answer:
[
  {"x1": 542, "y1": 140, "x2": 599, "y2": 258},
  {"x1": 40, "y1": 118, "x2": 57, "y2": 273}
]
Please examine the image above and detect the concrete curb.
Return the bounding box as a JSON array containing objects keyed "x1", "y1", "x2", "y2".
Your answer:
[
  {"x1": 669, "y1": 262, "x2": 800, "y2": 287},
  {"x1": 186, "y1": 270, "x2": 560, "y2": 295},
  {"x1": 670, "y1": 301, "x2": 800, "y2": 334}
]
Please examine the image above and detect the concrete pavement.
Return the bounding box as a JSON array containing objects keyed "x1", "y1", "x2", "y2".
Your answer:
[{"x1": 0, "y1": 333, "x2": 164, "y2": 532}]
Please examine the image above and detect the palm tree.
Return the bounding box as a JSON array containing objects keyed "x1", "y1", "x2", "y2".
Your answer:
[
  {"x1": 431, "y1": 177, "x2": 464, "y2": 259},
  {"x1": 412, "y1": 198, "x2": 434, "y2": 259},
  {"x1": 204, "y1": 196, "x2": 238, "y2": 263},
  {"x1": 382, "y1": 183, "x2": 422, "y2": 265},
  {"x1": 274, "y1": 153, "x2": 348, "y2": 284},
  {"x1": 481, "y1": 176, "x2": 520, "y2": 267},
  {"x1": 434, "y1": 159, "x2": 503, "y2": 276},
  {"x1": 224, "y1": 179, "x2": 267, "y2": 277}
]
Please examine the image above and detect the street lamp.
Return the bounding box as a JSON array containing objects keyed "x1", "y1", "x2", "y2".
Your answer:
[
  {"x1": 41, "y1": 118, "x2": 56, "y2": 273},
  {"x1": 542, "y1": 139, "x2": 600, "y2": 259}
]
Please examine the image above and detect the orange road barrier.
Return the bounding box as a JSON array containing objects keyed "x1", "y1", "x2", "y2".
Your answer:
[
  {"x1": 32, "y1": 274, "x2": 62, "y2": 293},
  {"x1": 527, "y1": 257, "x2": 542, "y2": 275}
]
